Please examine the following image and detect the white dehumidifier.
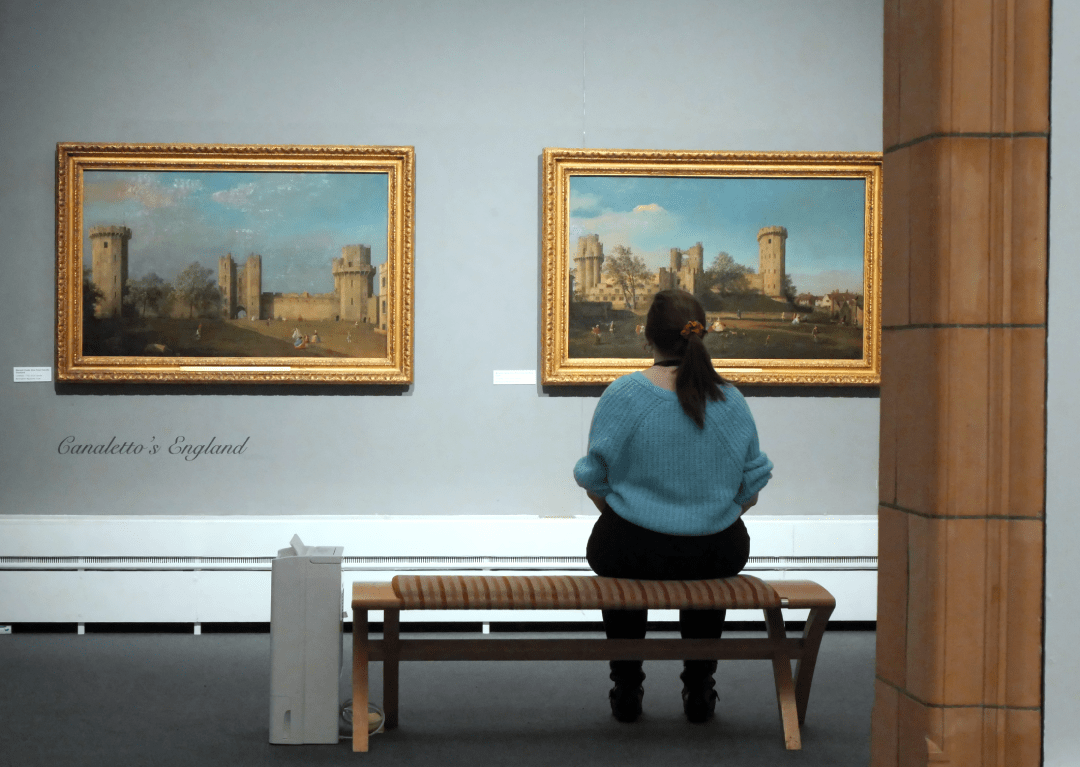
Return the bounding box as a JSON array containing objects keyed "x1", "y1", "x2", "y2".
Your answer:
[{"x1": 269, "y1": 534, "x2": 344, "y2": 744}]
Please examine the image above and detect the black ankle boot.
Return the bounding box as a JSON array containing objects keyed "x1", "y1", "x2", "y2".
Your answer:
[
  {"x1": 608, "y1": 661, "x2": 645, "y2": 722},
  {"x1": 680, "y1": 660, "x2": 718, "y2": 723}
]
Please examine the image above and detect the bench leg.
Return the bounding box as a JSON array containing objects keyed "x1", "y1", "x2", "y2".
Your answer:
[
  {"x1": 794, "y1": 603, "x2": 833, "y2": 725},
  {"x1": 352, "y1": 609, "x2": 369, "y2": 753},
  {"x1": 764, "y1": 607, "x2": 801, "y2": 750},
  {"x1": 383, "y1": 609, "x2": 400, "y2": 730}
]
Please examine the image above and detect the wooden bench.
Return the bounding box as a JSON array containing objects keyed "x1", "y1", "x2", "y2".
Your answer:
[{"x1": 351, "y1": 574, "x2": 835, "y2": 753}]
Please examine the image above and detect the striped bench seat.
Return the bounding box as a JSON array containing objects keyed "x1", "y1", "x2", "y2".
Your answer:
[
  {"x1": 392, "y1": 573, "x2": 782, "y2": 610},
  {"x1": 351, "y1": 574, "x2": 835, "y2": 753}
]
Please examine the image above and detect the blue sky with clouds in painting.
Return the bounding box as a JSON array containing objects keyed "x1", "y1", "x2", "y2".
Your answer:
[
  {"x1": 83, "y1": 170, "x2": 388, "y2": 293},
  {"x1": 569, "y1": 175, "x2": 866, "y2": 295}
]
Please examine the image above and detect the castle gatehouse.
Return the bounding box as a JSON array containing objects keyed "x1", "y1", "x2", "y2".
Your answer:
[{"x1": 218, "y1": 244, "x2": 382, "y2": 324}]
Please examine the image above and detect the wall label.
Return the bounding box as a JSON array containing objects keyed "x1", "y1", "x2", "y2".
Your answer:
[
  {"x1": 57, "y1": 435, "x2": 250, "y2": 460},
  {"x1": 493, "y1": 370, "x2": 536, "y2": 385},
  {"x1": 14, "y1": 367, "x2": 52, "y2": 382}
]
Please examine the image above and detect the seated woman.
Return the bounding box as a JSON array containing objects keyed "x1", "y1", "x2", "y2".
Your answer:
[{"x1": 574, "y1": 289, "x2": 773, "y2": 724}]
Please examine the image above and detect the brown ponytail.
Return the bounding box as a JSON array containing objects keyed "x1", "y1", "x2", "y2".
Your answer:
[{"x1": 644, "y1": 290, "x2": 728, "y2": 427}]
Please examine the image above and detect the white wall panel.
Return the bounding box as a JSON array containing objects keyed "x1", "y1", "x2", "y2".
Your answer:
[
  {"x1": 0, "y1": 572, "x2": 85, "y2": 622},
  {"x1": 78, "y1": 572, "x2": 200, "y2": 623},
  {"x1": 195, "y1": 571, "x2": 272, "y2": 623},
  {"x1": 0, "y1": 515, "x2": 876, "y2": 623}
]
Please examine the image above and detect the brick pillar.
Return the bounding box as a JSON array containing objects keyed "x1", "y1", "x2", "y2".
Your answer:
[{"x1": 873, "y1": 1, "x2": 1049, "y2": 765}]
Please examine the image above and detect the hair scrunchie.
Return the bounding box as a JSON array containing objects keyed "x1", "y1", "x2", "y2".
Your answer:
[{"x1": 680, "y1": 320, "x2": 706, "y2": 338}]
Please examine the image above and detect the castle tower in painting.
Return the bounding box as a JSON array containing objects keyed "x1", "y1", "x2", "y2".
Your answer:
[
  {"x1": 333, "y1": 244, "x2": 374, "y2": 322},
  {"x1": 685, "y1": 242, "x2": 704, "y2": 273},
  {"x1": 219, "y1": 254, "x2": 238, "y2": 319},
  {"x1": 668, "y1": 242, "x2": 705, "y2": 293},
  {"x1": 219, "y1": 253, "x2": 264, "y2": 319},
  {"x1": 574, "y1": 234, "x2": 605, "y2": 292},
  {"x1": 240, "y1": 254, "x2": 262, "y2": 319},
  {"x1": 757, "y1": 226, "x2": 788, "y2": 298},
  {"x1": 89, "y1": 225, "x2": 132, "y2": 318}
]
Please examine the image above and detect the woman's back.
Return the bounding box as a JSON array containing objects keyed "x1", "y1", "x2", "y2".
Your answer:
[{"x1": 574, "y1": 371, "x2": 770, "y2": 536}]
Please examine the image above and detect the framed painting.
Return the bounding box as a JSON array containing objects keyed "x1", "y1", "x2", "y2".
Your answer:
[
  {"x1": 56, "y1": 142, "x2": 414, "y2": 384},
  {"x1": 540, "y1": 148, "x2": 882, "y2": 386}
]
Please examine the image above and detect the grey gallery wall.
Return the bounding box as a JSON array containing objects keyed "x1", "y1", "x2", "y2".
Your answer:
[{"x1": 0, "y1": 0, "x2": 882, "y2": 517}]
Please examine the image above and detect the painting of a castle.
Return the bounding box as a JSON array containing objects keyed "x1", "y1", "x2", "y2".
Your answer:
[
  {"x1": 567, "y1": 175, "x2": 869, "y2": 362},
  {"x1": 80, "y1": 169, "x2": 389, "y2": 359}
]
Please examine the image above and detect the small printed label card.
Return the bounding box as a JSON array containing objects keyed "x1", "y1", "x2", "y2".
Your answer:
[
  {"x1": 14, "y1": 367, "x2": 52, "y2": 383},
  {"x1": 492, "y1": 370, "x2": 536, "y2": 385}
]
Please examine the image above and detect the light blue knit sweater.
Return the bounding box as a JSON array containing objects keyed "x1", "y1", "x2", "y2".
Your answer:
[{"x1": 574, "y1": 372, "x2": 773, "y2": 536}]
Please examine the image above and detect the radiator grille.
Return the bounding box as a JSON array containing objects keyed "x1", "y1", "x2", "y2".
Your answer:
[{"x1": 0, "y1": 554, "x2": 876, "y2": 570}]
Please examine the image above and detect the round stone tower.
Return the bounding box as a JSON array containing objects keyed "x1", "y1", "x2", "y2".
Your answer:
[
  {"x1": 686, "y1": 242, "x2": 704, "y2": 273},
  {"x1": 757, "y1": 226, "x2": 788, "y2": 299},
  {"x1": 89, "y1": 225, "x2": 132, "y2": 318},
  {"x1": 334, "y1": 244, "x2": 374, "y2": 321},
  {"x1": 574, "y1": 234, "x2": 604, "y2": 292}
]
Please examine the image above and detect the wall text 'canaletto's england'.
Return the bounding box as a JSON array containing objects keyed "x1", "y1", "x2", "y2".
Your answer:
[{"x1": 58, "y1": 436, "x2": 250, "y2": 460}]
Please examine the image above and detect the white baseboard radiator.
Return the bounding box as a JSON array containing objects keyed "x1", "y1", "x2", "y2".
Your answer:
[{"x1": 0, "y1": 515, "x2": 877, "y2": 625}]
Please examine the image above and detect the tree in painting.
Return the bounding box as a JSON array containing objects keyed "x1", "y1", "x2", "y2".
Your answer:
[
  {"x1": 173, "y1": 262, "x2": 221, "y2": 319},
  {"x1": 703, "y1": 251, "x2": 752, "y2": 294},
  {"x1": 124, "y1": 273, "x2": 172, "y2": 318},
  {"x1": 781, "y1": 273, "x2": 798, "y2": 303},
  {"x1": 82, "y1": 277, "x2": 104, "y2": 325},
  {"x1": 603, "y1": 245, "x2": 651, "y2": 310}
]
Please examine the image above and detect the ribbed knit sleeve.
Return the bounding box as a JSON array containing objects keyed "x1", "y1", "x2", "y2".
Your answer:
[
  {"x1": 733, "y1": 426, "x2": 773, "y2": 505},
  {"x1": 573, "y1": 377, "x2": 640, "y2": 497}
]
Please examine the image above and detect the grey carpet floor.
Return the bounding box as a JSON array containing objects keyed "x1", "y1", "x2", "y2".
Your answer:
[{"x1": 0, "y1": 629, "x2": 874, "y2": 767}]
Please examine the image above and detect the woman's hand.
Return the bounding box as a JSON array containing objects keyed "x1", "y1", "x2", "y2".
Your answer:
[
  {"x1": 586, "y1": 491, "x2": 607, "y2": 512},
  {"x1": 740, "y1": 493, "x2": 759, "y2": 515}
]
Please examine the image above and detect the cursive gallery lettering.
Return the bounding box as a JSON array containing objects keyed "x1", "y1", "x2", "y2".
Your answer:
[
  {"x1": 58, "y1": 436, "x2": 150, "y2": 455},
  {"x1": 58, "y1": 435, "x2": 250, "y2": 460},
  {"x1": 168, "y1": 436, "x2": 250, "y2": 461}
]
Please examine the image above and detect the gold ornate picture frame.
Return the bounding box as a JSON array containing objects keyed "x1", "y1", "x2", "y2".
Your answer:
[
  {"x1": 541, "y1": 148, "x2": 882, "y2": 386},
  {"x1": 57, "y1": 142, "x2": 414, "y2": 385}
]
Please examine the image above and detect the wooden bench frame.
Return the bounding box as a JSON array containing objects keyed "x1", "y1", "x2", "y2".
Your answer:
[{"x1": 351, "y1": 578, "x2": 834, "y2": 753}]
